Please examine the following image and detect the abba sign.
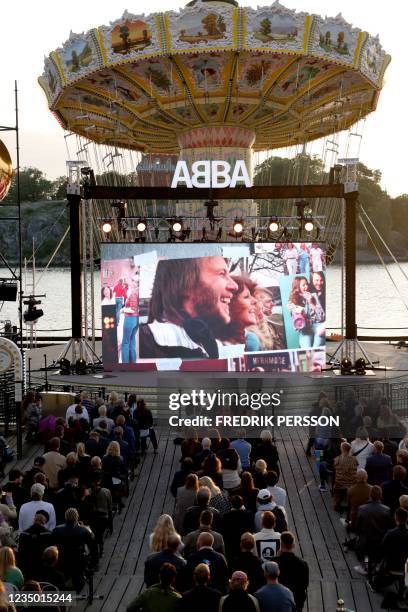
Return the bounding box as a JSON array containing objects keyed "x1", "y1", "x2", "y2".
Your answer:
[{"x1": 171, "y1": 160, "x2": 252, "y2": 188}]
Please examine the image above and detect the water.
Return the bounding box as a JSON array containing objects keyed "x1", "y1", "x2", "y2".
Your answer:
[{"x1": 0, "y1": 264, "x2": 407, "y2": 337}]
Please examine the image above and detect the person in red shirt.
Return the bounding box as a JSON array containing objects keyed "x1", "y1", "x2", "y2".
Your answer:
[
  {"x1": 113, "y1": 278, "x2": 129, "y2": 325},
  {"x1": 121, "y1": 278, "x2": 139, "y2": 363}
]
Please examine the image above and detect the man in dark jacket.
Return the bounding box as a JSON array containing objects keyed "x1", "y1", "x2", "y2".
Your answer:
[
  {"x1": 381, "y1": 465, "x2": 408, "y2": 512},
  {"x1": 380, "y1": 507, "x2": 408, "y2": 572},
  {"x1": 365, "y1": 441, "x2": 392, "y2": 486},
  {"x1": 52, "y1": 507, "x2": 98, "y2": 592},
  {"x1": 180, "y1": 563, "x2": 221, "y2": 612},
  {"x1": 170, "y1": 457, "x2": 194, "y2": 497},
  {"x1": 272, "y1": 531, "x2": 309, "y2": 611},
  {"x1": 230, "y1": 533, "x2": 265, "y2": 594},
  {"x1": 354, "y1": 486, "x2": 392, "y2": 576},
  {"x1": 18, "y1": 510, "x2": 53, "y2": 578},
  {"x1": 185, "y1": 532, "x2": 229, "y2": 593},
  {"x1": 221, "y1": 496, "x2": 254, "y2": 558},
  {"x1": 144, "y1": 534, "x2": 187, "y2": 592},
  {"x1": 219, "y1": 571, "x2": 260, "y2": 612},
  {"x1": 183, "y1": 487, "x2": 221, "y2": 534}
]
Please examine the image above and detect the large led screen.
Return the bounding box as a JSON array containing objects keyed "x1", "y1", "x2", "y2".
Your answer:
[{"x1": 101, "y1": 243, "x2": 326, "y2": 372}]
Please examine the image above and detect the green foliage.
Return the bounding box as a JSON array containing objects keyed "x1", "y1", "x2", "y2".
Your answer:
[{"x1": 4, "y1": 167, "x2": 53, "y2": 203}]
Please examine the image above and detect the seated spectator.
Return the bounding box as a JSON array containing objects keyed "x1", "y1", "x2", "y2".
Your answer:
[
  {"x1": 43, "y1": 438, "x2": 67, "y2": 490},
  {"x1": 185, "y1": 532, "x2": 229, "y2": 593},
  {"x1": 377, "y1": 404, "x2": 405, "y2": 438},
  {"x1": 0, "y1": 547, "x2": 23, "y2": 590},
  {"x1": 93, "y1": 419, "x2": 111, "y2": 445},
  {"x1": 252, "y1": 460, "x2": 268, "y2": 490},
  {"x1": 105, "y1": 391, "x2": 120, "y2": 418},
  {"x1": 102, "y1": 441, "x2": 128, "y2": 512},
  {"x1": 115, "y1": 415, "x2": 136, "y2": 455},
  {"x1": 0, "y1": 490, "x2": 16, "y2": 524},
  {"x1": 183, "y1": 510, "x2": 225, "y2": 557},
  {"x1": 255, "y1": 561, "x2": 296, "y2": 612},
  {"x1": 45, "y1": 424, "x2": 71, "y2": 457},
  {"x1": 400, "y1": 494, "x2": 408, "y2": 511},
  {"x1": 231, "y1": 431, "x2": 252, "y2": 470},
  {"x1": 232, "y1": 471, "x2": 259, "y2": 514},
  {"x1": 22, "y1": 457, "x2": 46, "y2": 491},
  {"x1": 351, "y1": 428, "x2": 374, "y2": 469},
  {"x1": 221, "y1": 496, "x2": 253, "y2": 558},
  {"x1": 180, "y1": 563, "x2": 221, "y2": 612},
  {"x1": 318, "y1": 438, "x2": 342, "y2": 493},
  {"x1": 333, "y1": 442, "x2": 358, "y2": 512},
  {"x1": 265, "y1": 471, "x2": 286, "y2": 508},
  {"x1": 111, "y1": 427, "x2": 132, "y2": 468},
  {"x1": 255, "y1": 490, "x2": 287, "y2": 533},
  {"x1": 57, "y1": 452, "x2": 79, "y2": 489},
  {"x1": 181, "y1": 428, "x2": 201, "y2": 460},
  {"x1": 183, "y1": 487, "x2": 221, "y2": 535},
  {"x1": 174, "y1": 473, "x2": 199, "y2": 534},
  {"x1": 144, "y1": 534, "x2": 186, "y2": 592},
  {"x1": 149, "y1": 514, "x2": 179, "y2": 553},
  {"x1": 127, "y1": 563, "x2": 182, "y2": 612},
  {"x1": 34, "y1": 546, "x2": 66, "y2": 591},
  {"x1": 85, "y1": 474, "x2": 112, "y2": 557},
  {"x1": 52, "y1": 507, "x2": 98, "y2": 592},
  {"x1": 19, "y1": 484, "x2": 56, "y2": 533},
  {"x1": 253, "y1": 511, "x2": 281, "y2": 560},
  {"x1": 230, "y1": 533, "x2": 265, "y2": 594},
  {"x1": 3, "y1": 470, "x2": 28, "y2": 512},
  {"x1": 193, "y1": 438, "x2": 213, "y2": 471},
  {"x1": 382, "y1": 465, "x2": 408, "y2": 513},
  {"x1": 347, "y1": 469, "x2": 372, "y2": 530},
  {"x1": 272, "y1": 531, "x2": 309, "y2": 612},
  {"x1": 199, "y1": 477, "x2": 230, "y2": 515},
  {"x1": 85, "y1": 431, "x2": 104, "y2": 458},
  {"x1": 251, "y1": 431, "x2": 279, "y2": 476},
  {"x1": 219, "y1": 571, "x2": 260, "y2": 612},
  {"x1": 217, "y1": 439, "x2": 241, "y2": 491},
  {"x1": 133, "y1": 399, "x2": 158, "y2": 455},
  {"x1": 54, "y1": 476, "x2": 82, "y2": 523},
  {"x1": 18, "y1": 510, "x2": 53, "y2": 578},
  {"x1": 66, "y1": 396, "x2": 89, "y2": 423},
  {"x1": 365, "y1": 441, "x2": 392, "y2": 486},
  {"x1": 199, "y1": 455, "x2": 223, "y2": 490},
  {"x1": 171, "y1": 457, "x2": 195, "y2": 498},
  {"x1": 354, "y1": 486, "x2": 392, "y2": 576},
  {"x1": 0, "y1": 510, "x2": 17, "y2": 549},
  {"x1": 380, "y1": 507, "x2": 408, "y2": 574}
]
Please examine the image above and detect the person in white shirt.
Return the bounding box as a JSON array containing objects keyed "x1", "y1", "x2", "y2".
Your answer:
[
  {"x1": 65, "y1": 398, "x2": 89, "y2": 423},
  {"x1": 253, "y1": 511, "x2": 281, "y2": 559},
  {"x1": 18, "y1": 483, "x2": 56, "y2": 532},
  {"x1": 283, "y1": 243, "x2": 299, "y2": 276},
  {"x1": 350, "y1": 428, "x2": 374, "y2": 469},
  {"x1": 309, "y1": 243, "x2": 325, "y2": 272},
  {"x1": 92, "y1": 405, "x2": 115, "y2": 433},
  {"x1": 265, "y1": 471, "x2": 287, "y2": 508}
]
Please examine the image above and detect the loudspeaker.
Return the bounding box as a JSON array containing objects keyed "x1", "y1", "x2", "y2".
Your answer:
[{"x1": 0, "y1": 282, "x2": 17, "y2": 301}]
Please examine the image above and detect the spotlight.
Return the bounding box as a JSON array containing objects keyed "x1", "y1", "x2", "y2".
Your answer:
[
  {"x1": 355, "y1": 357, "x2": 366, "y2": 375},
  {"x1": 304, "y1": 219, "x2": 314, "y2": 232},
  {"x1": 59, "y1": 358, "x2": 71, "y2": 375},
  {"x1": 170, "y1": 218, "x2": 183, "y2": 233},
  {"x1": 340, "y1": 357, "x2": 353, "y2": 375},
  {"x1": 232, "y1": 218, "x2": 244, "y2": 237},
  {"x1": 268, "y1": 218, "x2": 281, "y2": 234},
  {"x1": 103, "y1": 316, "x2": 115, "y2": 330},
  {"x1": 0, "y1": 281, "x2": 17, "y2": 302},
  {"x1": 102, "y1": 221, "x2": 112, "y2": 234},
  {"x1": 136, "y1": 219, "x2": 147, "y2": 233},
  {"x1": 23, "y1": 297, "x2": 44, "y2": 323},
  {"x1": 75, "y1": 358, "x2": 87, "y2": 375}
]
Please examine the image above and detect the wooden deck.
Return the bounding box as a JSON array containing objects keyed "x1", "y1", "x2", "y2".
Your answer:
[{"x1": 3, "y1": 428, "x2": 387, "y2": 612}]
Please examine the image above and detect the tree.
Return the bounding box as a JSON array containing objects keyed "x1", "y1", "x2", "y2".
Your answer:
[
  {"x1": 260, "y1": 18, "x2": 272, "y2": 38},
  {"x1": 52, "y1": 176, "x2": 68, "y2": 200},
  {"x1": 3, "y1": 167, "x2": 53, "y2": 203}
]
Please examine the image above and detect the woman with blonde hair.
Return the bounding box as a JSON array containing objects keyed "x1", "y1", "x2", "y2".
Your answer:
[
  {"x1": 199, "y1": 476, "x2": 231, "y2": 514},
  {"x1": 76, "y1": 442, "x2": 91, "y2": 483},
  {"x1": 252, "y1": 458, "x2": 268, "y2": 490},
  {"x1": 102, "y1": 441, "x2": 127, "y2": 512},
  {"x1": 149, "y1": 514, "x2": 180, "y2": 553},
  {"x1": 0, "y1": 547, "x2": 23, "y2": 589},
  {"x1": 174, "y1": 473, "x2": 199, "y2": 533}
]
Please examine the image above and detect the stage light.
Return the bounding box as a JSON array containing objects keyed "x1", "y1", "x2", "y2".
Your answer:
[
  {"x1": 355, "y1": 357, "x2": 366, "y2": 375},
  {"x1": 0, "y1": 281, "x2": 17, "y2": 302},
  {"x1": 136, "y1": 219, "x2": 147, "y2": 233},
  {"x1": 75, "y1": 358, "x2": 87, "y2": 375},
  {"x1": 340, "y1": 357, "x2": 353, "y2": 375},
  {"x1": 172, "y1": 219, "x2": 183, "y2": 233},
  {"x1": 268, "y1": 218, "x2": 280, "y2": 233},
  {"x1": 23, "y1": 297, "x2": 44, "y2": 323},
  {"x1": 103, "y1": 316, "x2": 115, "y2": 330},
  {"x1": 102, "y1": 221, "x2": 112, "y2": 234},
  {"x1": 59, "y1": 358, "x2": 71, "y2": 375},
  {"x1": 304, "y1": 219, "x2": 314, "y2": 232},
  {"x1": 233, "y1": 218, "x2": 244, "y2": 236}
]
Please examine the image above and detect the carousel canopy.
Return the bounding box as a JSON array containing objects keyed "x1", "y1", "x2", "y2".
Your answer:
[{"x1": 39, "y1": 0, "x2": 390, "y2": 153}]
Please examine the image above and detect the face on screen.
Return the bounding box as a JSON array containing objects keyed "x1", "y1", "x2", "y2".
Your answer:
[{"x1": 188, "y1": 257, "x2": 238, "y2": 325}]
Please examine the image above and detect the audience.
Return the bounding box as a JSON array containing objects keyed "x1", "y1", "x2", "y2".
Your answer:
[
  {"x1": 255, "y1": 561, "x2": 296, "y2": 612},
  {"x1": 272, "y1": 532, "x2": 309, "y2": 612},
  {"x1": 219, "y1": 570, "x2": 260, "y2": 612},
  {"x1": 180, "y1": 563, "x2": 221, "y2": 612}
]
